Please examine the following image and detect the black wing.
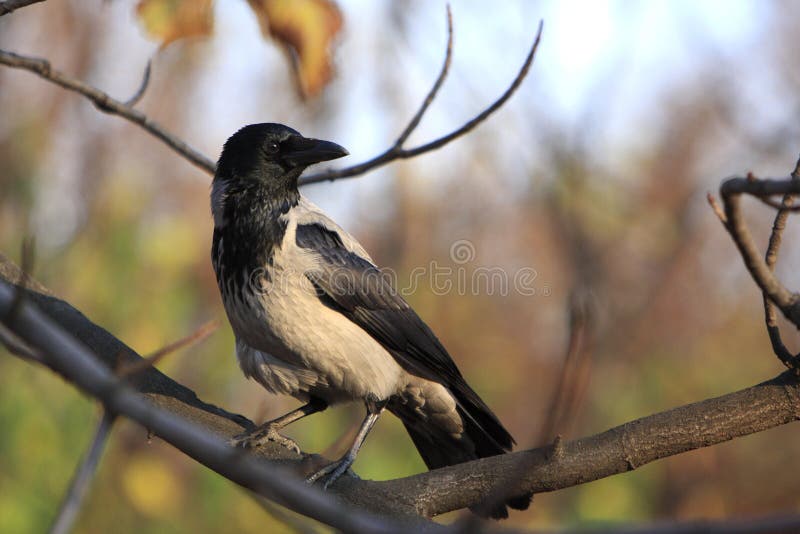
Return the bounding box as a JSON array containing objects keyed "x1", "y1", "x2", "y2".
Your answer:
[{"x1": 295, "y1": 222, "x2": 513, "y2": 449}]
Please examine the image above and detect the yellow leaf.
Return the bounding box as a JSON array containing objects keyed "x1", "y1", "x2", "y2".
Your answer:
[
  {"x1": 136, "y1": 0, "x2": 214, "y2": 48},
  {"x1": 247, "y1": 0, "x2": 343, "y2": 99}
]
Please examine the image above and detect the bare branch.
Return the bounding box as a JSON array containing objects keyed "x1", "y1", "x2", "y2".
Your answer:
[
  {"x1": 0, "y1": 49, "x2": 216, "y2": 174},
  {"x1": 0, "y1": 270, "x2": 435, "y2": 532},
  {"x1": 50, "y1": 410, "x2": 116, "y2": 534},
  {"x1": 0, "y1": 0, "x2": 45, "y2": 16},
  {"x1": 761, "y1": 157, "x2": 800, "y2": 369},
  {"x1": 299, "y1": 19, "x2": 544, "y2": 186},
  {"x1": 124, "y1": 58, "x2": 152, "y2": 107},
  {"x1": 2, "y1": 254, "x2": 800, "y2": 524},
  {"x1": 718, "y1": 176, "x2": 800, "y2": 326},
  {"x1": 383, "y1": 370, "x2": 800, "y2": 518},
  {"x1": 116, "y1": 319, "x2": 219, "y2": 378}
]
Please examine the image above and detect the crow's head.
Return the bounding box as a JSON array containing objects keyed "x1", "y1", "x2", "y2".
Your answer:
[{"x1": 212, "y1": 123, "x2": 348, "y2": 224}]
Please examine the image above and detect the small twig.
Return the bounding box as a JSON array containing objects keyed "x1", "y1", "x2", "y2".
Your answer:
[
  {"x1": 50, "y1": 409, "x2": 116, "y2": 534},
  {"x1": 116, "y1": 319, "x2": 219, "y2": 378},
  {"x1": 300, "y1": 19, "x2": 544, "y2": 185},
  {"x1": 0, "y1": 49, "x2": 216, "y2": 174},
  {"x1": 706, "y1": 193, "x2": 727, "y2": 225},
  {"x1": 124, "y1": 59, "x2": 152, "y2": 107},
  {"x1": 0, "y1": 0, "x2": 45, "y2": 16},
  {"x1": 394, "y1": 4, "x2": 453, "y2": 148},
  {"x1": 761, "y1": 156, "x2": 800, "y2": 369},
  {"x1": 718, "y1": 176, "x2": 800, "y2": 326}
]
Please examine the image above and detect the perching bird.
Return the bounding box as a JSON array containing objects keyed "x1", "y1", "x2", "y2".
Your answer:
[{"x1": 211, "y1": 123, "x2": 531, "y2": 518}]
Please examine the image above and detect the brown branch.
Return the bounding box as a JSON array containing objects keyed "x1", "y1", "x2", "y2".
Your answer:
[
  {"x1": 761, "y1": 157, "x2": 800, "y2": 369},
  {"x1": 718, "y1": 176, "x2": 800, "y2": 326},
  {"x1": 382, "y1": 370, "x2": 800, "y2": 518},
  {"x1": 0, "y1": 49, "x2": 216, "y2": 174},
  {"x1": 0, "y1": 0, "x2": 45, "y2": 16},
  {"x1": 124, "y1": 58, "x2": 152, "y2": 107},
  {"x1": 0, "y1": 255, "x2": 436, "y2": 532},
  {"x1": 2, "y1": 254, "x2": 799, "y2": 526},
  {"x1": 299, "y1": 18, "x2": 543, "y2": 186}
]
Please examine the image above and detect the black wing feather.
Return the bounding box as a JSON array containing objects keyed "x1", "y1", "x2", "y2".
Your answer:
[{"x1": 296, "y1": 222, "x2": 514, "y2": 450}]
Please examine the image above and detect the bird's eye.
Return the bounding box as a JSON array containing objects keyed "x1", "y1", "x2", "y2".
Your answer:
[{"x1": 265, "y1": 141, "x2": 280, "y2": 154}]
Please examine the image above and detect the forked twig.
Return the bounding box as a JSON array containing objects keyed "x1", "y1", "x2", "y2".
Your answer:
[
  {"x1": 717, "y1": 176, "x2": 800, "y2": 327},
  {"x1": 0, "y1": 49, "x2": 216, "y2": 174},
  {"x1": 300, "y1": 17, "x2": 544, "y2": 185}
]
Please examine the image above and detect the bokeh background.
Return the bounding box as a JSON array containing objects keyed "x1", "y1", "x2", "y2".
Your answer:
[{"x1": 3, "y1": 0, "x2": 800, "y2": 531}]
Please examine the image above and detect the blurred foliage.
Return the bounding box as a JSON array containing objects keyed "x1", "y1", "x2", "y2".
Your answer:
[
  {"x1": 3, "y1": 0, "x2": 800, "y2": 532},
  {"x1": 136, "y1": 0, "x2": 342, "y2": 98}
]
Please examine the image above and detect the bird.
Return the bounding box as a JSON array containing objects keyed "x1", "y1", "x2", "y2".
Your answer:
[{"x1": 210, "y1": 123, "x2": 531, "y2": 518}]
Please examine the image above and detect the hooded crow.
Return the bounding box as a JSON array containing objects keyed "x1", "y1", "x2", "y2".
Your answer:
[{"x1": 211, "y1": 123, "x2": 531, "y2": 518}]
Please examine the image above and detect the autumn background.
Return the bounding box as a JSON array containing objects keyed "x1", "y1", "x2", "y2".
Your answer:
[{"x1": 3, "y1": 0, "x2": 800, "y2": 532}]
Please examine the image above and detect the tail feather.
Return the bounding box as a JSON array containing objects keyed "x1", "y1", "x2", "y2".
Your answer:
[{"x1": 391, "y1": 386, "x2": 533, "y2": 520}]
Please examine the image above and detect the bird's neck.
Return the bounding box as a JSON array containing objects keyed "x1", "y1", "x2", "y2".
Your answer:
[{"x1": 211, "y1": 182, "x2": 300, "y2": 290}]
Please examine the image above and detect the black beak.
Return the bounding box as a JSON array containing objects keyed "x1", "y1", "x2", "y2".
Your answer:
[{"x1": 283, "y1": 136, "x2": 349, "y2": 167}]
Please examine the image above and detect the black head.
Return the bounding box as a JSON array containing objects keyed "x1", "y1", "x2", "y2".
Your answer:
[
  {"x1": 212, "y1": 123, "x2": 348, "y2": 224},
  {"x1": 215, "y1": 123, "x2": 347, "y2": 186}
]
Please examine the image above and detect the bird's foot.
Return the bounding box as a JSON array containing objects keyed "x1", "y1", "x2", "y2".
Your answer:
[
  {"x1": 229, "y1": 424, "x2": 301, "y2": 454},
  {"x1": 305, "y1": 454, "x2": 359, "y2": 489}
]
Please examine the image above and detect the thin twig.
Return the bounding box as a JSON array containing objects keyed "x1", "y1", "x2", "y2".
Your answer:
[
  {"x1": 761, "y1": 156, "x2": 800, "y2": 369},
  {"x1": 0, "y1": 49, "x2": 216, "y2": 174},
  {"x1": 50, "y1": 410, "x2": 116, "y2": 534},
  {"x1": 706, "y1": 193, "x2": 727, "y2": 224},
  {"x1": 124, "y1": 58, "x2": 152, "y2": 107},
  {"x1": 718, "y1": 176, "x2": 800, "y2": 326},
  {"x1": 0, "y1": 0, "x2": 45, "y2": 16},
  {"x1": 116, "y1": 319, "x2": 219, "y2": 378},
  {"x1": 5, "y1": 236, "x2": 35, "y2": 327},
  {"x1": 394, "y1": 4, "x2": 453, "y2": 147},
  {"x1": 300, "y1": 19, "x2": 544, "y2": 185}
]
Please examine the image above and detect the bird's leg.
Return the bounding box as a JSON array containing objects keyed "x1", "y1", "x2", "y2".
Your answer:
[
  {"x1": 230, "y1": 397, "x2": 327, "y2": 453},
  {"x1": 306, "y1": 398, "x2": 387, "y2": 489}
]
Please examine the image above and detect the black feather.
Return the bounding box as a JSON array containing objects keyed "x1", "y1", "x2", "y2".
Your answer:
[{"x1": 296, "y1": 222, "x2": 532, "y2": 517}]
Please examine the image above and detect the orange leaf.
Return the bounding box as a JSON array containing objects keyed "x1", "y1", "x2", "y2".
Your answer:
[
  {"x1": 247, "y1": 0, "x2": 343, "y2": 99},
  {"x1": 136, "y1": 0, "x2": 214, "y2": 48}
]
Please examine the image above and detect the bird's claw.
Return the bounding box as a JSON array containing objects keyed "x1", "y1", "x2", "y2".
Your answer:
[
  {"x1": 305, "y1": 457, "x2": 358, "y2": 489},
  {"x1": 229, "y1": 425, "x2": 301, "y2": 454}
]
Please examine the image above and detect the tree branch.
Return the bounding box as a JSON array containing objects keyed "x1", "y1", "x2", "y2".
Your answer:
[
  {"x1": 383, "y1": 370, "x2": 800, "y2": 518},
  {"x1": 0, "y1": 49, "x2": 216, "y2": 174},
  {"x1": 0, "y1": 269, "x2": 431, "y2": 533},
  {"x1": 299, "y1": 18, "x2": 543, "y2": 186},
  {"x1": 2, "y1": 253, "x2": 799, "y2": 525},
  {"x1": 718, "y1": 176, "x2": 800, "y2": 326}
]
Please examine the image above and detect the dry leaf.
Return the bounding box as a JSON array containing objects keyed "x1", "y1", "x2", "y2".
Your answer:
[
  {"x1": 136, "y1": 0, "x2": 214, "y2": 48},
  {"x1": 247, "y1": 0, "x2": 343, "y2": 99}
]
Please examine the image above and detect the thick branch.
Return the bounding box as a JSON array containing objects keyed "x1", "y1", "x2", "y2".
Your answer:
[
  {"x1": 2, "y1": 254, "x2": 799, "y2": 524},
  {"x1": 0, "y1": 49, "x2": 216, "y2": 174},
  {"x1": 382, "y1": 370, "x2": 800, "y2": 517}
]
